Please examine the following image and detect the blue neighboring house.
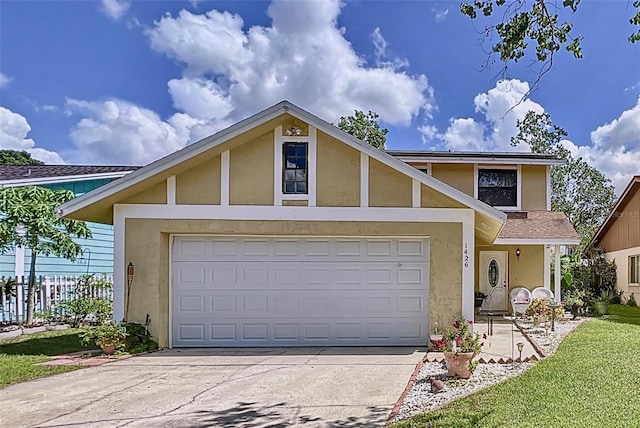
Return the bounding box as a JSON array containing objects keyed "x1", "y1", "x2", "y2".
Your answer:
[{"x1": 0, "y1": 165, "x2": 140, "y2": 279}]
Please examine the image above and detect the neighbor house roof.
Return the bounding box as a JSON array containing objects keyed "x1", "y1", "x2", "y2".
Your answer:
[
  {"x1": 58, "y1": 100, "x2": 507, "y2": 236},
  {"x1": 386, "y1": 150, "x2": 564, "y2": 165},
  {"x1": 494, "y1": 211, "x2": 580, "y2": 245},
  {"x1": 0, "y1": 165, "x2": 140, "y2": 187},
  {"x1": 591, "y1": 176, "x2": 640, "y2": 246}
]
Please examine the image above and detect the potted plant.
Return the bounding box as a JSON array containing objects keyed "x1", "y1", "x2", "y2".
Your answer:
[
  {"x1": 474, "y1": 291, "x2": 487, "y2": 313},
  {"x1": 594, "y1": 289, "x2": 614, "y2": 315},
  {"x1": 439, "y1": 316, "x2": 484, "y2": 379},
  {"x1": 81, "y1": 323, "x2": 128, "y2": 355},
  {"x1": 564, "y1": 290, "x2": 586, "y2": 320}
]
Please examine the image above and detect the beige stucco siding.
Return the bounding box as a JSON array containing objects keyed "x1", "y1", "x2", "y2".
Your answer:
[
  {"x1": 316, "y1": 131, "x2": 360, "y2": 206},
  {"x1": 475, "y1": 245, "x2": 545, "y2": 293},
  {"x1": 175, "y1": 156, "x2": 221, "y2": 205},
  {"x1": 431, "y1": 164, "x2": 474, "y2": 196},
  {"x1": 369, "y1": 159, "x2": 412, "y2": 207},
  {"x1": 120, "y1": 181, "x2": 167, "y2": 204},
  {"x1": 603, "y1": 247, "x2": 640, "y2": 301},
  {"x1": 124, "y1": 219, "x2": 462, "y2": 347},
  {"x1": 420, "y1": 184, "x2": 466, "y2": 209},
  {"x1": 521, "y1": 165, "x2": 547, "y2": 211},
  {"x1": 229, "y1": 130, "x2": 274, "y2": 205}
]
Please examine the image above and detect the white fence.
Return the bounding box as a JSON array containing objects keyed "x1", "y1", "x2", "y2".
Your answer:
[{"x1": 0, "y1": 275, "x2": 113, "y2": 324}]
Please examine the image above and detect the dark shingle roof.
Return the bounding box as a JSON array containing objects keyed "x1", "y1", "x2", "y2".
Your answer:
[{"x1": 0, "y1": 165, "x2": 140, "y2": 181}]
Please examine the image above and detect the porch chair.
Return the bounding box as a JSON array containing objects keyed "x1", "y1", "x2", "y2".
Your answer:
[
  {"x1": 531, "y1": 287, "x2": 554, "y2": 301},
  {"x1": 510, "y1": 287, "x2": 532, "y2": 316}
]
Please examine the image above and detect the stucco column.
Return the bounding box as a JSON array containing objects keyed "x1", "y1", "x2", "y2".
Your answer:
[
  {"x1": 554, "y1": 244, "x2": 561, "y2": 302},
  {"x1": 113, "y1": 205, "x2": 125, "y2": 322}
]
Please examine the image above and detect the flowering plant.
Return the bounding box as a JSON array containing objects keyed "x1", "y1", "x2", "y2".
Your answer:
[
  {"x1": 525, "y1": 298, "x2": 564, "y2": 319},
  {"x1": 433, "y1": 315, "x2": 484, "y2": 356}
]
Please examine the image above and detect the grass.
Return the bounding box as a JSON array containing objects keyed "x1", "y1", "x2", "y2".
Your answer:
[
  {"x1": 0, "y1": 328, "x2": 88, "y2": 388},
  {"x1": 391, "y1": 305, "x2": 640, "y2": 428}
]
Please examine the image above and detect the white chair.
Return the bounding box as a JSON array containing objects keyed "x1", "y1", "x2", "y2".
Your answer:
[
  {"x1": 531, "y1": 287, "x2": 554, "y2": 301},
  {"x1": 510, "y1": 287, "x2": 532, "y2": 315}
]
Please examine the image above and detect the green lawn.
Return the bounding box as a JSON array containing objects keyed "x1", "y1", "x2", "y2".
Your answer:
[
  {"x1": 0, "y1": 328, "x2": 87, "y2": 387},
  {"x1": 392, "y1": 305, "x2": 640, "y2": 428}
]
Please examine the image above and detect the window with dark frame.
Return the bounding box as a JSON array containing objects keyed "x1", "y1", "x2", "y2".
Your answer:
[
  {"x1": 478, "y1": 169, "x2": 518, "y2": 207},
  {"x1": 283, "y1": 142, "x2": 308, "y2": 194},
  {"x1": 630, "y1": 255, "x2": 639, "y2": 283}
]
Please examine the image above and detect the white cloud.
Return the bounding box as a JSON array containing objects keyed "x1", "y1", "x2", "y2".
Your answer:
[
  {"x1": 66, "y1": 0, "x2": 433, "y2": 166},
  {"x1": 0, "y1": 107, "x2": 65, "y2": 164},
  {"x1": 433, "y1": 7, "x2": 449, "y2": 22},
  {"x1": 428, "y1": 79, "x2": 544, "y2": 151},
  {"x1": 100, "y1": 0, "x2": 130, "y2": 21},
  {"x1": 64, "y1": 98, "x2": 222, "y2": 165},
  {"x1": 0, "y1": 72, "x2": 11, "y2": 88},
  {"x1": 146, "y1": 0, "x2": 432, "y2": 127},
  {"x1": 578, "y1": 97, "x2": 640, "y2": 193}
]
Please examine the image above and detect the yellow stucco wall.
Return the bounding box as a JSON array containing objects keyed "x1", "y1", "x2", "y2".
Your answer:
[
  {"x1": 316, "y1": 131, "x2": 360, "y2": 206},
  {"x1": 229, "y1": 130, "x2": 274, "y2": 205},
  {"x1": 431, "y1": 164, "x2": 474, "y2": 196},
  {"x1": 421, "y1": 184, "x2": 466, "y2": 208},
  {"x1": 475, "y1": 244, "x2": 545, "y2": 293},
  {"x1": 175, "y1": 155, "x2": 221, "y2": 205},
  {"x1": 521, "y1": 165, "x2": 547, "y2": 210},
  {"x1": 124, "y1": 219, "x2": 463, "y2": 347},
  {"x1": 369, "y1": 159, "x2": 412, "y2": 207},
  {"x1": 120, "y1": 181, "x2": 167, "y2": 204},
  {"x1": 603, "y1": 247, "x2": 640, "y2": 301}
]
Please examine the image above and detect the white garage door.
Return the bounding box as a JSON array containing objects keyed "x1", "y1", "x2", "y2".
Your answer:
[{"x1": 171, "y1": 236, "x2": 429, "y2": 347}]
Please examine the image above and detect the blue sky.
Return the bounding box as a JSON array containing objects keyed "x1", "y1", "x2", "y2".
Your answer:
[{"x1": 1, "y1": 0, "x2": 639, "y2": 193}]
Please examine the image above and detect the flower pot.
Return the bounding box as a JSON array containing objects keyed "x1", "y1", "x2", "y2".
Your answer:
[
  {"x1": 443, "y1": 351, "x2": 475, "y2": 379},
  {"x1": 594, "y1": 301, "x2": 609, "y2": 315},
  {"x1": 101, "y1": 345, "x2": 116, "y2": 355}
]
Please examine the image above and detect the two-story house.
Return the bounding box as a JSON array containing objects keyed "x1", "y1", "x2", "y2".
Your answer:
[
  {"x1": 58, "y1": 101, "x2": 578, "y2": 348},
  {"x1": 592, "y1": 176, "x2": 640, "y2": 302}
]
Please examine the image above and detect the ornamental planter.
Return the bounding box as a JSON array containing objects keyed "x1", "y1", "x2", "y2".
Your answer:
[
  {"x1": 594, "y1": 301, "x2": 609, "y2": 315},
  {"x1": 444, "y1": 351, "x2": 475, "y2": 379},
  {"x1": 101, "y1": 345, "x2": 116, "y2": 355}
]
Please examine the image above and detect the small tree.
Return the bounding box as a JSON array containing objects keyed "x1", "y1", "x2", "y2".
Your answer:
[
  {"x1": 0, "y1": 186, "x2": 91, "y2": 325},
  {"x1": 511, "y1": 111, "x2": 615, "y2": 251},
  {"x1": 337, "y1": 110, "x2": 389, "y2": 149},
  {"x1": 0, "y1": 150, "x2": 45, "y2": 166}
]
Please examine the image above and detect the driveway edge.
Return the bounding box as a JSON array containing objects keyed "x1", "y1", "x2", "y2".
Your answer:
[{"x1": 386, "y1": 357, "x2": 424, "y2": 426}]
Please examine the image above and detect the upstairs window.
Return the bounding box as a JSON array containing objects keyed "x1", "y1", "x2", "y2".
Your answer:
[
  {"x1": 478, "y1": 169, "x2": 518, "y2": 207},
  {"x1": 283, "y1": 142, "x2": 308, "y2": 194},
  {"x1": 630, "y1": 255, "x2": 640, "y2": 283}
]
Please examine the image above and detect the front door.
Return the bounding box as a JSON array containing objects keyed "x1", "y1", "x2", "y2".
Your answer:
[{"x1": 479, "y1": 251, "x2": 508, "y2": 312}]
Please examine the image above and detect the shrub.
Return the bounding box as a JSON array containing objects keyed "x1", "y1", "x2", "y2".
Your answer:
[
  {"x1": 526, "y1": 298, "x2": 564, "y2": 320},
  {"x1": 59, "y1": 275, "x2": 112, "y2": 327},
  {"x1": 627, "y1": 293, "x2": 638, "y2": 307},
  {"x1": 81, "y1": 323, "x2": 127, "y2": 350},
  {"x1": 122, "y1": 322, "x2": 158, "y2": 354}
]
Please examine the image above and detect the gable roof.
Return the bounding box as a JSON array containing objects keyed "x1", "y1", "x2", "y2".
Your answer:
[
  {"x1": 592, "y1": 176, "x2": 640, "y2": 246},
  {"x1": 0, "y1": 165, "x2": 139, "y2": 187},
  {"x1": 58, "y1": 100, "x2": 507, "y2": 228}
]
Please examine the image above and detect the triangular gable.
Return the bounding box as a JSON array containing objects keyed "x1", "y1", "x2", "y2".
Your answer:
[{"x1": 59, "y1": 100, "x2": 507, "y2": 229}]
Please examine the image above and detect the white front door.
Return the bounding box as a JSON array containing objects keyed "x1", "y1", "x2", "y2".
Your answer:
[{"x1": 479, "y1": 251, "x2": 508, "y2": 312}]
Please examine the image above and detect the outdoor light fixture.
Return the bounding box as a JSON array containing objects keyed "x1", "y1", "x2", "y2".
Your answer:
[
  {"x1": 516, "y1": 248, "x2": 521, "y2": 261},
  {"x1": 517, "y1": 342, "x2": 524, "y2": 361},
  {"x1": 125, "y1": 262, "x2": 135, "y2": 321}
]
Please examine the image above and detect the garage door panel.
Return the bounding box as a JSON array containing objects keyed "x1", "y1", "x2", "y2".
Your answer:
[{"x1": 172, "y1": 236, "x2": 429, "y2": 347}]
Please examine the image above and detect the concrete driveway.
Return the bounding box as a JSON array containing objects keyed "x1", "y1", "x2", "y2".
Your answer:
[{"x1": 1, "y1": 347, "x2": 425, "y2": 427}]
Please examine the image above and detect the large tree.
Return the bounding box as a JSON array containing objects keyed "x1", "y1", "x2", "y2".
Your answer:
[
  {"x1": 0, "y1": 186, "x2": 91, "y2": 324},
  {"x1": 460, "y1": 0, "x2": 640, "y2": 91},
  {"x1": 337, "y1": 110, "x2": 389, "y2": 150},
  {"x1": 511, "y1": 111, "x2": 615, "y2": 250},
  {"x1": 0, "y1": 150, "x2": 45, "y2": 166}
]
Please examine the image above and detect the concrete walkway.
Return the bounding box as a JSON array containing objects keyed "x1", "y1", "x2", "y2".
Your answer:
[
  {"x1": 427, "y1": 316, "x2": 539, "y2": 362},
  {"x1": 0, "y1": 347, "x2": 425, "y2": 428}
]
